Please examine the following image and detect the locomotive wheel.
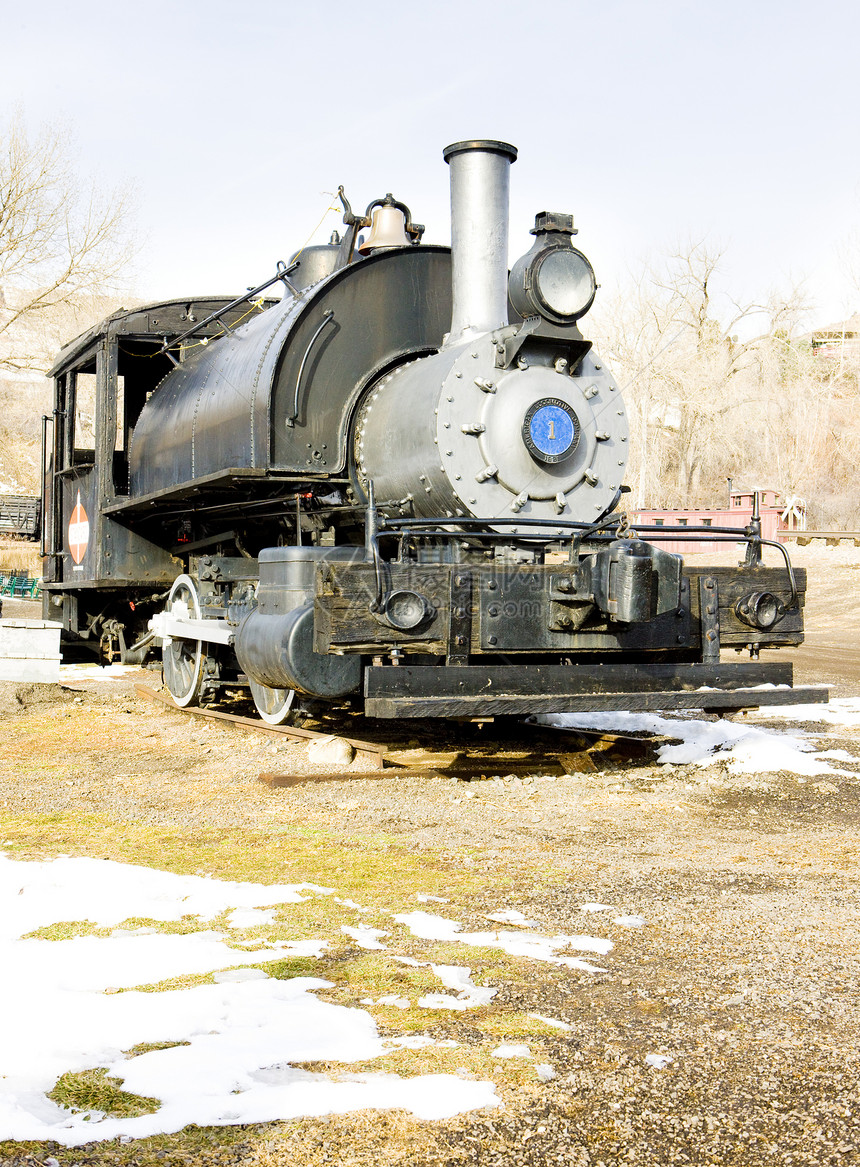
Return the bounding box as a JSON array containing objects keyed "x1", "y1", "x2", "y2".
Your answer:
[
  {"x1": 249, "y1": 678, "x2": 296, "y2": 725},
  {"x1": 162, "y1": 574, "x2": 204, "y2": 709}
]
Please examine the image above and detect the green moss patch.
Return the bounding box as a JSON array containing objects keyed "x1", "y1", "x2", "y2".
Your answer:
[{"x1": 47, "y1": 1068, "x2": 160, "y2": 1119}]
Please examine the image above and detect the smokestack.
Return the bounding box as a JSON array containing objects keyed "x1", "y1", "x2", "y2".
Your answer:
[{"x1": 442, "y1": 139, "x2": 517, "y2": 342}]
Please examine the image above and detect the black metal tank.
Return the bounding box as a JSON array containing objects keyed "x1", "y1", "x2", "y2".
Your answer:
[{"x1": 128, "y1": 245, "x2": 453, "y2": 498}]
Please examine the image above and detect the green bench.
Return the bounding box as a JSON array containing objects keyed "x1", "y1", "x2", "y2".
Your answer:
[{"x1": 0, "y1": 575, "x2": 41, "y2": 599}]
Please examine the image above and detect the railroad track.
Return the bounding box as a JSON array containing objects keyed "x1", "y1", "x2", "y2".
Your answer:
[
  {"x1": 135, "y1": 683, "x2": 659, "y2": 786},
  {"x1": 136, "y1": 684, "x2": 391, "y2": 768}
]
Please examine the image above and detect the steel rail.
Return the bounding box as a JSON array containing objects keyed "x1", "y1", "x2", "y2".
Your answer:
[{"x1": 134, "y1": 684, "x2": 389, "y2": 768}]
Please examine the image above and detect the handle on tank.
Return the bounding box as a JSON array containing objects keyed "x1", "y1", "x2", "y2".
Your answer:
[{"x1": 286, "y1": 310, "x2": 335, "y2": 428}]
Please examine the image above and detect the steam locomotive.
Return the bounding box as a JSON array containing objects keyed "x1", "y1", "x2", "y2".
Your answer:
[{"x1": 41, "y1": 140, "x2": 822, "y2": 723}]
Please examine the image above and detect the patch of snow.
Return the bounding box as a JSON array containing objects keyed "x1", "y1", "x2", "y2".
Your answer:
[
  {"x1": 0, "y1": 858, "x2": 499, "y2": 1145},
  {"x1": 544, "y1": 711, "x2": 846, "y2": 776},
  {"x1": 334, "y1": 898, "x2": 370, "y2": 913},
  {"x1": 395, "y1": 910, "x2": 463, "y2": 940},
  {"x1": 394, "y1": 911, "x2": 611, "y2": 972},
  {"x1": 746, "y1": 697, "x2": 860, "y2": 727},
  {"x1": 484, "y1": 910, "x2": 540, "y2": 927},
  {"x1": 0, "y1": 854, "x2": 333, "y2": 940},
  {"x1": 491, "y1": 1044, "x2": 531, "y2": 1059},
  {"x1": 212, "y1": 968, "x2": 270, "y2": 984},
  {"x1": 227, "y1": 908, "x2": 276, "y2": 929},
  {"x1": 613, "y1": 915, "x2": 646, "y2": 928},
  {"x1": 527, "y1": 1013, "x2": 572, "y2": 1032},
  {"x1": 431, "y1": 965, "x2": 496, "y2": 1007},
  {"x1": 535, "y1": 1063, "x2": 556, "y2": 1081},
  {"x1": 417, "y1": 992, "x2": 472, "y2": 1011},
  {"x1": 342, "y1": 925, "x2": 389, "y2": 951}
]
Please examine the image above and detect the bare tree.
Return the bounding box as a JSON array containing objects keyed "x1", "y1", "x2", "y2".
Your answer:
[
  {"x1": 0, "y1": 112, "x2": 134, "y2": 373},
  {"x1": 0, "y1": 114, "x2": 134, "y2": 491},
  {"x1": 836, "y1": 226, "x2": 860, "y2": 317},
  {"x1": 591, "y1": 241, "x2": 810, "y2": 509},
  {"x1": 756, "y1": 321, "x2": 860, "y2": 528}
]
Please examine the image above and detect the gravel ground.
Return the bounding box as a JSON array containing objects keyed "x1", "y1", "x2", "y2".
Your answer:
[{"x1": 1, "y1": 550, "x2": 859, "y2": 1165}]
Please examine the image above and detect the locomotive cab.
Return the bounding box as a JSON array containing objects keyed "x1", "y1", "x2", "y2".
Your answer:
[
  {"x1": 42, "y1": 297, "x2": 279, "y2": 660},
  {"x1": 42, "y1": 140, "x2": 824, "y2": 720}
]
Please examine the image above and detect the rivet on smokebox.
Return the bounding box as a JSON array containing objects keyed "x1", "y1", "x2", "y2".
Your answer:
[{"x1": 307, "y1": 735, "x2": 355, "y2": 766}]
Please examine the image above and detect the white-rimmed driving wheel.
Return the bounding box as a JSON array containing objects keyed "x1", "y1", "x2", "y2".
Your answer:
[
  {"x1": 249, "y1": 678, "x2": 296, "y2": 725},
  {"x1": 162, "y1": 574, "x2": 204, "y2": 708}
]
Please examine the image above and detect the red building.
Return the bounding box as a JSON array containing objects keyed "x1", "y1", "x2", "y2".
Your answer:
[
  {"x1": 809, "y1": 313, "x2": 860, "y2": 361},
  {"x1": 631, "y1": 490, "x2": 805, "y2": 555}
]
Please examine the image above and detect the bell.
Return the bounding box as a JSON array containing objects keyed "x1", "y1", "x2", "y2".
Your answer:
[{"x1": 358, "y1": 205, "x2": 411, "y2": 253}]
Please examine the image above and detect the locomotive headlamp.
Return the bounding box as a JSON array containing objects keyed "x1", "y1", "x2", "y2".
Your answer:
[
  {"x1": 735, "y1": 591, "x2": 786, "y2": 631},
  {"x1": 509, "y1": 211, "x2": 597, "y2": 324},
  {"x1": 530, "y1": 246, "x2": 596, "y2": 321},
  {"x1": 379, "y1": 590, "x2": 434, "y2": 631}
]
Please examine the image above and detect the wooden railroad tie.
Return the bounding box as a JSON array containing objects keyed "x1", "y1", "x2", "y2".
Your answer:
[{"x1": 134, "y1": 683, "x2": 659, "y2": 787}]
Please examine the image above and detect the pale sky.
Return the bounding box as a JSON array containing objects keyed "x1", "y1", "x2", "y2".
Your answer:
[{"x1": 3, "y1": 0, "x2": 858, "y2": 328}]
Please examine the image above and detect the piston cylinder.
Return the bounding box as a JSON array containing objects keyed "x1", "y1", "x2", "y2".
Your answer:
[{"x1": 234, "y1": 546, "x2": 364, "y2": 696}]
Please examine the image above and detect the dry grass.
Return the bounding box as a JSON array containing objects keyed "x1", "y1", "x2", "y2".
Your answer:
[
  {"x1": 0, "y1": 537, "x2": 41, "y2": 575},
  {"x1": 0, "y1": 803, "x2": 499, "y2": 904},
  {"x1": 48, "y1": 1069, "x2": 161, "y2": 1119}
]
